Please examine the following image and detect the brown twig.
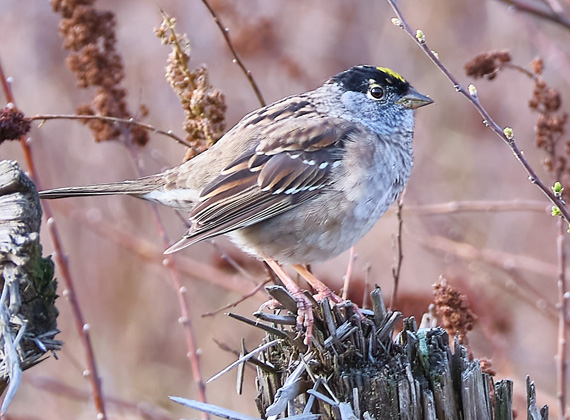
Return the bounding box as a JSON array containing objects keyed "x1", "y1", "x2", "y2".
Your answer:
[
  {"x1": 198, "y1": 0, "x2": 266, "y2": 107},
  {"x1": 124, "y1": 143, "x2": 208, "y2": 413},
  {"x1": 390, "y1": 198, "x2": 404, "y2": 310},
  {"x1": 0, "y1": 60, "x2": 108, "y2": 419},
  {"x1": 556, "y1": 218, "x2": 568, "y2": 419},
  {"x1": 201, "y1": 279, "x2": 270, "y2": 318},
  {"x1": 30, "y1": 114, "x2": 192, "y2": 149},
  {"x1": 402, "y1": 200, "x2": 549, "y2": 216},
  {"x1": 386, "y1": 0, "x2": 570, "y2": 226},
  {"x1": 498, "y1": 0, "x2": 570, "y2": 31}
]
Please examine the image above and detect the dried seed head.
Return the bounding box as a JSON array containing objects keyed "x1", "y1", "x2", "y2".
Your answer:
[
  {"x1": 157, "y1": 11, "x2": 226, "y2": 161},
  {"x1": 0, "y1": 107, "x2": 31, "y2": 144},
  {"x1": 52, "y1": 0, "x2": 149, "y2": 145},
  {"x1": 432, "y1": 277, "x2": 476, "y2": 346},
  {"x1": 464, "y1": 50, "x2": 511, "y2": 80}
]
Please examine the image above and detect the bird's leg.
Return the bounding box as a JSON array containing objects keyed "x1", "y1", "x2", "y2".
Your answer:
[
  {"x1": 292, "y1": 264, "x2": 365, "y2": 322},
  {"x1": 263, "y1": 259, "x2": 315, "y2": 344},
  {"x1": 291, "y1": 264, "x2": 343, "y2": 303}
]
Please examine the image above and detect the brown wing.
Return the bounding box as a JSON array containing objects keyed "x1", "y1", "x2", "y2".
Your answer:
[{"x1": 165, "y1": 115, "x2": 358, "y2": 253}]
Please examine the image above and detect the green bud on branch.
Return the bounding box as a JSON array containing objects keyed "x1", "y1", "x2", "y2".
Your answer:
[
  {"x1": 552, "y1": 181, "x2": 564, "y2": 197},
  {"x1": 415, "y1": 29, "x2": 425, "y2": 43}
]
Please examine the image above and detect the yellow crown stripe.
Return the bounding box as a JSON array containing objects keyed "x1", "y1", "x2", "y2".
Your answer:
[{"x1": 376, "y1": 67, "x2": 406, "y2": 83}]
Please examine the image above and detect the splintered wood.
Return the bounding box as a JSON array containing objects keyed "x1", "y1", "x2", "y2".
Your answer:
[{"x1": 247, "y1": 286, "x2": 546, "y2": 420}]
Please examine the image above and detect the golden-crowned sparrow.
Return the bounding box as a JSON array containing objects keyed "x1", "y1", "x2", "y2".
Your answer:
[{"x1": 40, "y1": 65, "x2": 432, "y2": 339}]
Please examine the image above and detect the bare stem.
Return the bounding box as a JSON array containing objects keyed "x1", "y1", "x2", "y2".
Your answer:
[
  {"x1": 30, "y1": 114, "x2": 193, "y2": 149},
  {"x1": 124, "y1": 143, "x2": 208, "y2": 414},
  {"x1": 403, "y1": 199, "x2": 548, "y2": 215},
  {"x1": 390, "y1": 198, "x2": 404, "y2": 310},
  {"x1": 199, "y1": 0, "x2": 266, "y2": 107},
  {"x1": 0, "y1": 60, "x2": 108, "y2": 419},
  {"x1": 386, "y1": 0, "x2": 570, "y2": 225},
  {"x1": 557, "y1": 218, "x2": 568, "y2": 419}
]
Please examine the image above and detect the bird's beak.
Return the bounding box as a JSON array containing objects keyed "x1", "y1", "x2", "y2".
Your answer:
[{"x1": 396, "y1": 88, "x2": 434, "y2": 109}]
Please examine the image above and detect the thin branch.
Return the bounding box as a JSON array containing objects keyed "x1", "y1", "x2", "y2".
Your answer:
[
  {"x1": 209, "y1": 239, "x2": 258, "y2": 283},
  {"x1": 390, "y1": 198, "x2": 404, "y2": 310},
  {"x1": 30, "y1": 114, "x2": 193, "y2": 149},
  {"x1": 201, "y1": 279, "x2": 270, "y2": 318},
  {"x1": 198, "y1": 0, "x2": 266, "y2": 107},
  {"x1": 403, "y1": 200, "x2": 548, "y2": 216},
  {"x1": 386, "y1": 0, "x2": 570, "y2": 226},
  {"x1": 0, "y1": 59, "x2": 108, "y2": 419},
  {"x1": 124, "y1": 143, "x2": 208, "y2": 412},
  {"x1": 557, "y1": 218, "x2": 568, "y2": 420},
  {"x1": 498, "y1": 0, "x2": 570, "y2": 31}
]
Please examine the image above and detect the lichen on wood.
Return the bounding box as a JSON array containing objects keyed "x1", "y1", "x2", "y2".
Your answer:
[{"x1": 0, "y1": 160, "x2": 60, "y2": 410}]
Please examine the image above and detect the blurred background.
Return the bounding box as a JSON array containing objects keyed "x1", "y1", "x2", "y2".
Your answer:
[{"x1": 1, "y1": 0, "x2": 569, "y2": 418}]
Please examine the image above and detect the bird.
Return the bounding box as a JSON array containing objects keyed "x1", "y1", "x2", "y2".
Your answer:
[{"x1": 40, "y1": 65, "x2": 433, "y2": 341}]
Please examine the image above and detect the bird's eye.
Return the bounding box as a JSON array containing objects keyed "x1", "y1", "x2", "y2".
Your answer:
[{"x1": 369, "y1": 85, "x2": 384, "y2": 100}]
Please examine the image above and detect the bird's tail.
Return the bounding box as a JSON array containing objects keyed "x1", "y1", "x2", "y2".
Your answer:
[{"x1": 39, "y1": 175, "x2": 163, "y2": 199}]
